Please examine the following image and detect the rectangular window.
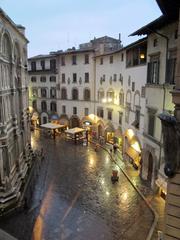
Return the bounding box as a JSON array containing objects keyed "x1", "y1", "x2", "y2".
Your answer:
[
  {"x1": 72, "y1": 55, "x2": 77, "y2": 65},
  {"x1": 40, "y1": 76, "x2": 46, "y2": 82},
  {"x1": 134, "y1": 109, "x2": 140, "y2": 129},
  {"x1": 41, "y1": 88, "x2": 47, "y2": 98},
  {"x1": 100, "y1": 57, "x2": 103, "y2": 65},
  {"x1": 62, "y1": 105, "x2": 66, "y2": 114},
  {"x1": 50, "y1": 88, "x2": 56, "y2": 98},
  {"x1": 148, "y1": 114, "x2": 155, "y2": 137},
  {"x1": 121, "y1": 53, "x2": 124, "y2": 61},
  {"x1": 31, "y1": 61, "x2": 36, "y2": 71},
  {"x1": 132, "y1": 82, "x2": 135, "y2": 92},
  {"x1": 166, "y1": 58, "x2": 176, "y2": 84},
  {"x1": 85, "y1": 54, "x2": 89, "y2": 64},
  {"x1": 110, "y1": 56, "x2": 113, "y2": 64},
  {"x1": 73, "y1": 107, "x2": 77, "y2": 115},
  {"x1": 50, "y1": 76, "x2": 56, "y2": 82},
  {"x1": 73, "y1": 73, "x2": 77, "y2": 83},
  {"x1": 85, "y1": 72, "x2": 89, "y2": 83},
  {"x1": 141, "y1": 86, "x2": 146, "y2": 98},
  {"x1": 41, "y1": 60, "x2": 45, "y2": 70},
  {"x1": 113, "y1": 74, "x2": 117, "y2": 82},
  {"x1": 119, "y1": 112, "x2": 123, "y2": 125},
  {"x1": 31, "y1": 76, "x2": 36, "y2": 82},
  {"x1": 97, "y1": 108, "x2": 104, "y2": 118},
  {"x1": 62, "y1": 73, "x2": 66, "y2": 83},
  {"x1": 147, "y1": 56, "x2": 160, "y2": 84},
  {"x1": 125, "y1": 104, "x2": 130, "y2": 123},
  {"x1": 107, "y1": 110, "x2": 112, "y2": 120},
  {"x1": 84, "y1": 108, "x2": 89, "y2": 116},
  {"x1": 61, "y1": 56, "x2": 65, "y2": 66},
  {"x1": 50, "y1": 59, "x2": 56, "y2": 71}
]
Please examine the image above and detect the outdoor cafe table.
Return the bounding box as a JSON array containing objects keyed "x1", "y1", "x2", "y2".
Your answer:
[{"x1": 40, "y1": 123, "x2": 66, "y2": 139}]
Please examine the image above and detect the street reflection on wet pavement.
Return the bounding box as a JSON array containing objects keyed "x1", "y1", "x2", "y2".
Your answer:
[{"x1": 0, "y1": 130, "x2": 154, "y2": 240}]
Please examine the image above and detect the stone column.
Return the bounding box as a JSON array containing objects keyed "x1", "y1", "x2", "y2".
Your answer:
[{"x1": 164, "y1": 9, "x2": 180, "y2": 240}]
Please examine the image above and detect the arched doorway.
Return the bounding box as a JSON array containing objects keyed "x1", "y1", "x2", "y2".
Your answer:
[
  {"x1": 147, "y1": 152, "x2": 153, "y2": 182},
  {"x1": 70, "y1": 116, "x2": 80, "y2": 128},
  {"x1": 98, "y1": 124, "x2": 103, "y2": 138}
]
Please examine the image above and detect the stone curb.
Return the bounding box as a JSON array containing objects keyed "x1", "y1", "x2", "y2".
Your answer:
[
  {"x1": 0, "y1": 229, "x2": 18, "y2": 240},
  {"x1": 89, "y1": 140, "x2": 158, "y2": 240}
]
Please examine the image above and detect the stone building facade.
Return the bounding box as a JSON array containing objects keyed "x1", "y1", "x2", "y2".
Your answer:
[
  {"x1": 0, "y1": 9, "x2": 31, "y2": 211},
  {"x1": 28, "y1": 3, "x2": 179, "y2": 203}
]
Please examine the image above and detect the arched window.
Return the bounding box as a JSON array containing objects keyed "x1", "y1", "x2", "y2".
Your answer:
[
  {"x1": 32, "y1": 100, "x2": 37, "y2": 109},
  {"x1": 50, "y1": 102, "x2": 57, "y2": 112},
  {"x1": 14, "y1": 42, "x2": 21, "y2": 67},
  {"x1": 41, "y1": 88, "x2": 47, "y2": 98},
  {"x1": 98, "y1": 89, "x2": 104, "y2": 102},
  {"x1": 2, "y1": 33, "x2": 11, "y2": 60},
  {"x1": 107, "y1": 89, "x2": 114, "y2": 103},
  {"x1": 41, "y1": 101, "x2": 47, "y2": 111},
  {"x1": 72, "y1": 88, "x2": 78, "y2": 100},
  {"x1": 84, "y1": 89, "x2": 91, "y2": 101},
  {"x1": 50, "y1": 88, "x2": 56, "y2": 98},
  {"x1": 61, "y1": 88, "x2": 67, "y2": 99},
  {"x1": 119, "y1": 90, "x2": 124, "y2": 106}
]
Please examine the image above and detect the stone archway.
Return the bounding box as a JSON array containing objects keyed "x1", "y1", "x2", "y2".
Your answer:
[
  {"x1": 70, "y1": 115, "x2": 80, "y2": 128},
  {"x1": 98, "y1": 124, "x2": 103, "y2": 138}
]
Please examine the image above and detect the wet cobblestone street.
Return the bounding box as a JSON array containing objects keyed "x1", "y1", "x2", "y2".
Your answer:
[{"x1": 0, "y1": 130, "x2": 154, "y2": 240}]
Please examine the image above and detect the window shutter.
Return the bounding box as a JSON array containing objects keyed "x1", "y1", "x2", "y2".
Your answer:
[
  {"x1": 147, "y1": 62, "x2": 152, "y2": 84},
  {"x1": 156, "y1": 61, "x2": 160, "y2": 84}
]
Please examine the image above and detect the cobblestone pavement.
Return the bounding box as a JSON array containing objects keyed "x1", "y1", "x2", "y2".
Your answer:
[{"x1": 0, "y1": 130, "x2": 154, "y2": 240}]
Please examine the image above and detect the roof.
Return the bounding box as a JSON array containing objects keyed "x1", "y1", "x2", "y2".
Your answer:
[
  {"x1": 29, "y1": 48, "x2": 94, "y2": 60},
  {"x1": 156, "y1": 0, "x2": 180, "y2": 19},
  {"x1": 0, "y1": 8, "x2": 29, "y2": 43},
  {"x1": 129, "y1": 15, "x2": 177, "y2": 36},
  {"x1": 91, "y1": 35, "x2": 120, "y2": 43},
  {"x1": 28, "y1": 54, "x2": 57, "y2": 60},
  {"x1": 130, "y1": 0, "x2": 180, "y2": 36},
  {"x1": 95, "y1": 37, "x2": 147, "y2": 57}
]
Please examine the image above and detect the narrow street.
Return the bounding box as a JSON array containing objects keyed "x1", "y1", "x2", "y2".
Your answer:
[{"x1": 0, "y1": 130, "x2": 154, "y2": 240}]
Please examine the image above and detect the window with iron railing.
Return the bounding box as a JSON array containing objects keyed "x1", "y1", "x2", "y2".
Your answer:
[{"x1": 165, "y1": 58, "x2": 176, "y2": 84}]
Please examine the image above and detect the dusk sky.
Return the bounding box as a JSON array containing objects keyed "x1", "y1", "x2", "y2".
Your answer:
[{"x1": 0, "y1": 0, "x2": 161, "y2": 57}]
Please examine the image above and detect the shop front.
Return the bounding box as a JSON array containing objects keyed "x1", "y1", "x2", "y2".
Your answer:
[
  {"x1": 114, "y1": 127, "x2": 123, "y2": 150},
  {"x1": 104, "y1": 122, "x2": 115, "y2": 144},
  {"x1": 31, "y1": 112, "x2": 39, "y2": 128},
  {"x1": 155, "y1": 163, "x2": 167, "y2": 200},
  {"x1": 124, "y1": 129, "x2": 141, "y2": 169}
]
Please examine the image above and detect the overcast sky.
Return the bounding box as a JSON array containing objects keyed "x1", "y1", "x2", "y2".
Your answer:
[{"x1": 0, "y1": 0, "x2": 161, "y2": 57}]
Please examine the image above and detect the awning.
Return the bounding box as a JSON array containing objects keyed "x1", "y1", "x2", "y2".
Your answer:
[
  {"x1": 126, "y1": 147, "x2": 139, "y2": 161},
  {"x1": 65, "y1": 127, "x2": 85, "y2": 135},
  {"x1": 40, "y1": 123, "x2": 65, "y2": 130},
  {"x1": 51, "y1": 114, "x2": 59, "y2": 120},
  {"x1": 114, "y1": 128, "x2": 122, "y2": 138}
]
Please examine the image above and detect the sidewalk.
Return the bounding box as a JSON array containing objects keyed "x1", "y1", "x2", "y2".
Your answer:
[{"x1": 108, "y1": 145, "x2": 165, "y2": 240}]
